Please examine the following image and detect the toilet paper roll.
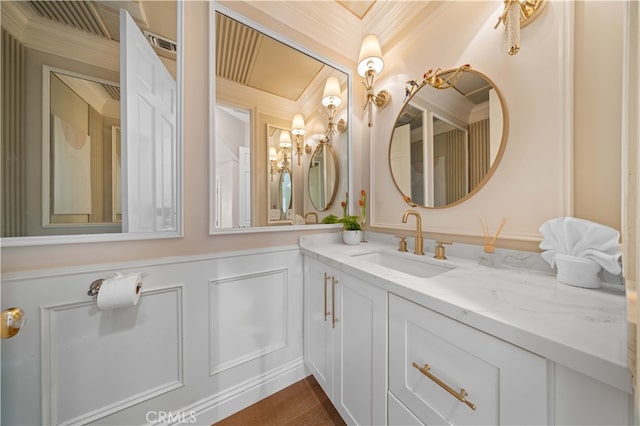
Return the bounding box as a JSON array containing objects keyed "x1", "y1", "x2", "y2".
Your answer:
[{"x1": 97, "y1": 272, "x2": 142, "y2": 310}]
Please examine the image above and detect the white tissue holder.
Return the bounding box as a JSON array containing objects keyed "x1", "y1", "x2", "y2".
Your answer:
[{"x1": 555, "y1": 253, "x2": 602, "y2": 289}]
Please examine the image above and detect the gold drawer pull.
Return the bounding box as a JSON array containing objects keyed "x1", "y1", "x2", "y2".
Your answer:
[
  {"x1": 323, "y1": 273, "x2": 330, "y2": 321},
  {"x1": 412, "y1": 362, "x2": 477, "y2": 411}
]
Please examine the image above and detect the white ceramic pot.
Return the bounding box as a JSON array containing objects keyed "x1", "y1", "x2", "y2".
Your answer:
[
  {"x1": 555, "y1": 253, "x2": 602, "y2": 289},
  {"x1": 342, "y1": 230, "x2": 361, "y2": 245}
]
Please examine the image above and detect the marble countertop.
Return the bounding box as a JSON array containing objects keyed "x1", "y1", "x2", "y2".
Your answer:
[{"x1": 300, "y1": 233, "x2": 631, "y2": 393}]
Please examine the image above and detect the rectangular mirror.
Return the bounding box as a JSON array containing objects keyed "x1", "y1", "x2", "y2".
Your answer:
[
  {"x1": 210, "y1": 6, "x2": 350, "y2": 233},
  {"x1": 267, "y1": 125, "x2": 294, "y2": 224},
  {"x1": 1, "y1": 0, "x2": 182, "y2": 246}
]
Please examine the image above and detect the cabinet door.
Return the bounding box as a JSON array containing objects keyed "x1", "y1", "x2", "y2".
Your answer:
[
  {"x1": 303, "y1": 257, "x2": 335, "y2": 398},
  {"x1": 334, "y1": 274, "x2": 387, "y2": 425},
  {"x1": 389, "y1": 293, "x2": 548, "y2": 425}
]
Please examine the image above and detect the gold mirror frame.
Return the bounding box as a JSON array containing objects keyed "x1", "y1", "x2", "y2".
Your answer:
[
  {"x1": 308, "y1": 143, "x2": 340, "y2": 212},
  {"x1": 388, "y1": 67, "x2": 509, "y2": 209}
]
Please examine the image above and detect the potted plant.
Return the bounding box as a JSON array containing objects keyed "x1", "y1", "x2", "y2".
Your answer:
[{"x1": 340, "y1": 215, "x2": 362, "y2": 245}]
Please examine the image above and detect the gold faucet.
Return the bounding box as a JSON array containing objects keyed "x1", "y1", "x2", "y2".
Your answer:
[
  {"x1": 402, "y1": 210, "x2": 424, "y2": 255},
  {"x1": 304, "y1": 211, "x2": 318, "y2": 224}
]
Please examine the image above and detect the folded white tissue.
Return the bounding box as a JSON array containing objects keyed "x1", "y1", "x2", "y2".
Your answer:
[{"x1": 539, "y1": 217, "x2": 621, "y2": 289}]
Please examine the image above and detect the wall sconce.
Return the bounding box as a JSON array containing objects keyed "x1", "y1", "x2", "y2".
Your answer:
[
  {"x1": 269, "y1": 131, "x2": 292, "y2": 181},
  {"x1": 291, "y1": 113, "x2": 306, "y2": 166},
  {"x1": 358, "y1": 34, "x2": 390, "y2": 128},
  {"x1": 269, "y1": 147, "x2": 278, "y2": 181},
  {"x1": 494, "y1": 0, "x2": 547, "y2": 55},
  {"x1": 322, "y1": 76, "x2": 347, "y2": 143}
]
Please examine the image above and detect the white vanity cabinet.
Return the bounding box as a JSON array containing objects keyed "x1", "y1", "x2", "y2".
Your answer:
[
  {"x1": 303, "y1": 256, "x2": 387, "y2": 425},
  {"x1": 388, "y1": 293, "x2": 549, "y2": 425}
]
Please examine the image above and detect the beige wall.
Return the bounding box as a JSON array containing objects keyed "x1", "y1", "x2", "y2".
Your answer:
[
  {"x1": 370, "y1": 1, "x2": 625, "y2": 251},
  {"x1": 1, "y1": 1, "x2": 628, "y2": 272},
  {"x1": 574, "y1": 1, "x2": 625, "y2": 231}
]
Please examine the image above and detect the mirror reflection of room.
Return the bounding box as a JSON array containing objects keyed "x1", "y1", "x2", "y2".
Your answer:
[
  {"x1": 1, "y1": 0, "x2": 179, "y2": 239},
  {"x1": 389, "y1": 68, "x2": 505, "y2": 208},
  {"x1": 213, "y1": 11, "x2": 349, "y2": 230}
]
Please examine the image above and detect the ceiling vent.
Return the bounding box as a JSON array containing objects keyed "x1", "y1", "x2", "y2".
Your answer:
[{"x1": 143, "y1": 29, "x2": 177, "y2": 60}]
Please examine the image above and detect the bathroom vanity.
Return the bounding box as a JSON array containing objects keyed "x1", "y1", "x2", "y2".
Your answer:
[{"x1": 301, "y1": 233, "x2": 632, "y2": 425}]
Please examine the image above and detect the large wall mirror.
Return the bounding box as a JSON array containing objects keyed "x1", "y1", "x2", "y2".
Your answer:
[
  {"x1": 1, "y1": 1, "x2": 183, "y2": 246},
  {"x1": 211, "y1": 6, "x2": 350, "y2": 232},
  {"x1": 389, "y1": 68, "x2": 508, "y2": 208}
]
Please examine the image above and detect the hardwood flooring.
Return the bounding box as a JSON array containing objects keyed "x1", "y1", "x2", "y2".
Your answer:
[{"x1": 215, "y1": 376, "x2": 346, "y2": 426}]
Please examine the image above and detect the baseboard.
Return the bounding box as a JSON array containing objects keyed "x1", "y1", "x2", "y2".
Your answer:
[{"x1": 161, "y1": 357, "x2": 310, "y2": 425}]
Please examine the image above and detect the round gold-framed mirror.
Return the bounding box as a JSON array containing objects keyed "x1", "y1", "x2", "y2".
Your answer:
[
  {"x1": 388, "y1": 67, "x2": 508, "y2": 208},
  {"x1": 308, "y1": 143, "x2": 339, "y2": 211}
]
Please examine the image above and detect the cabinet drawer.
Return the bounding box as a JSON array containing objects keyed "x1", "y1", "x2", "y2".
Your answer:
[{"x1": 389, "y1": 293, "x2": 548, "y2": 425}]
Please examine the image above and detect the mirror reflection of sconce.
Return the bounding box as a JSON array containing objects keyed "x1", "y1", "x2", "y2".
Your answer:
[
  {"x1": 322, "y1": 76, "x2": 346, "y2": 142},
  {"x1": 494, "y1": 0, "x2": 547, "y2": 55},
  {"x1": 269, "y1": 131, "x2": 292, "y2": 181},
  {"x1": 291, "y1": 113, "x2": 306, "y2": 166},
  {"x1": 358, "y1": 34, "x2": 390, "y2": 127}
]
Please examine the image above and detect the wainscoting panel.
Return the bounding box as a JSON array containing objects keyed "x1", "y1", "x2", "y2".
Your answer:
[
  {"x1": 41, "y1": 286, "x2": 183, "y2": 425},
  {"x1": 0, "y1": 245, "x2": 305, "y2": 426},
  {"x1": 210, "y1": 269, "x2": 287, "y2": 375}
]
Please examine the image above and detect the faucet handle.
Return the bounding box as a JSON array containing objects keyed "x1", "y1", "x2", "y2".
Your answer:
[
  {"x1": 395, "y1": 235, "x2": 408, "y2": 252},
  {"x1": 434, "y1": 241, "x2": 452, "y2": 260}
]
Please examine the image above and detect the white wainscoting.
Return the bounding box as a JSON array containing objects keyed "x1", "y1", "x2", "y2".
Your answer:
[{"x1": 1, "y1": 245, "x2": 307, "y2": 426}]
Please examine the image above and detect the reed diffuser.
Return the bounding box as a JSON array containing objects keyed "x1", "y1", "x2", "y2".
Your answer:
[{"x1": 481, "y1": 217, "x2": 507, "y2": 253}]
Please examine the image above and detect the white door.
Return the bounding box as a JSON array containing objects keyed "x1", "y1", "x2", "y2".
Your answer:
[{"x1": 121, "y1": 9, "x2": 177, "y2": 233}]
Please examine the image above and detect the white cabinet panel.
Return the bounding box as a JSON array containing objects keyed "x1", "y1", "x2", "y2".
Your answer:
[
  {"x1": 336, "y1": 273, "x2": 386, "y2": 425},
  {"x1": 388, "y1": 391, "x2": 424, "y2": 426},
  {"x1": 389, "y1": 293, "x2": 548, "y2": 425},
  {"x1": 209, "y1": 268, "x2": 287, "y2": 374},
  {"x1": 303, "y1": 256, "x2": 386, "y2": 426},
  {"x1": 554, "y1": 363, "x2": 632, "y2": 425},
  {"x1": 41, "y1": 286, "x2": 183, "y2": 425},
  {"x1": 304, "y1": 258, "x2": 335, "y2": 397}
]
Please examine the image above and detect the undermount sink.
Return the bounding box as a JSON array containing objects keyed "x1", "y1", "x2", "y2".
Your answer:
[{"x1": 352, "y1": 250, "x2": 455, "y2": 278}]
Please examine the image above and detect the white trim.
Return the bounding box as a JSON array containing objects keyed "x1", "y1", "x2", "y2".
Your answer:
[
  {"x1": 208, "y1": 268, "x2": 289, "y2": 376},
  {"x1": 41, "y1": 285, "x2": 184, "y2": 425},
  {"x1": 155, "y1": 357, "x2": 308, "y2": 426},
  {"x1": 561, "y1": 0, "x2": 575, "y2": 216},
  {"x1": 1, "y1": 245, "x2": 301, "y2": 282}
]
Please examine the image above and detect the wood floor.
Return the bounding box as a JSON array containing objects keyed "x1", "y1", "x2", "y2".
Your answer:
[{"x1": 215, "y1": 376, "x2": 346, "y2": 426}]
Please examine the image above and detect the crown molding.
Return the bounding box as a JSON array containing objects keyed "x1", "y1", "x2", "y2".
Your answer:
[{"x1": 1, "y1": 1, "x2": 119, "y2": 72}]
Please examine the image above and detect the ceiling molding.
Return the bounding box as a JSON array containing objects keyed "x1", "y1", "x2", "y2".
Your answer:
[{"x1": 2, "y1": 1, "x2": 119, "y2": 71}]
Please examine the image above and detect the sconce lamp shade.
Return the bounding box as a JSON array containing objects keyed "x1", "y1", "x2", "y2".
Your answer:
[
  {"x1": 357, "y1": 34, "x2": 384, "y2": 77},
  {"x1": 311, "y1": 122, "x2": 326, "y2": 141},
  {"x1": 269, "y1": 147, "x2": 277, "y2": 161},
  {"x1": 322, "y1": 76, "x2": 342, "y2": 107},
  {"x1": 279, "y1": 130, "x2": 292, "y2": 148},
  {"x1": 291, "y1": 114, "x2": 306, "y2": 135}
]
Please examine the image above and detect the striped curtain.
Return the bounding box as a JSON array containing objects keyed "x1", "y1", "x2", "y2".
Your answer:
[
  {"x1": 434, "y1": 128, "x2": 467, "y2": 204},
  {"x1": 468, "y1": 119, "x2": 490, "y2": 190},
  {"x1": 2, "y1": 30, "x2": 26, "y2": 237}
]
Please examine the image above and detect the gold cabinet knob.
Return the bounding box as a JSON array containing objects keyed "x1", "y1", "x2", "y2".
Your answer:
[{"x1": 1, "y1": 307, "x2": 25, "y2": 339}]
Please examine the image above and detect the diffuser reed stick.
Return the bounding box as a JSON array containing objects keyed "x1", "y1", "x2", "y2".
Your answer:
[{"x1": 482, "y1": 217, "x2": 507, "y2": 253}]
